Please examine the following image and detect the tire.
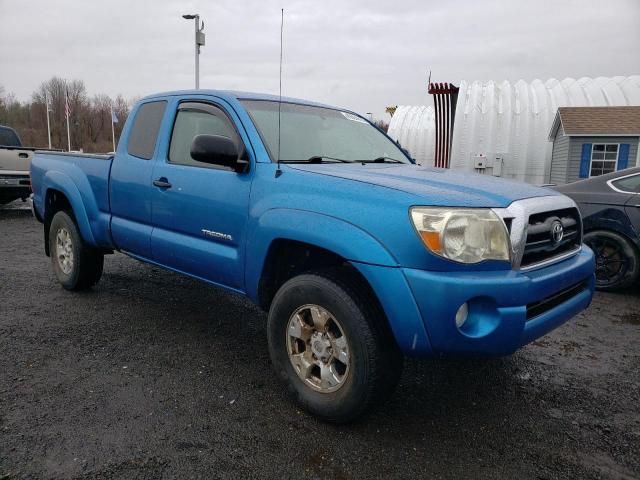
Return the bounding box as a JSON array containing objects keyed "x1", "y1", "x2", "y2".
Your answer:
[
  {"x1": 49, "y1": 210, "x2": 104, "y2": 291},
  {"x1": 584, "y1": 230, "x2": 639, "y2": 291},
  {"x1": 267, "y1": 268, "x2": 403, "y2": 424}
]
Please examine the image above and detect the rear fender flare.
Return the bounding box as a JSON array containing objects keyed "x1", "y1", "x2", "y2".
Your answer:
[{"x1": 43, "y1": 170, "x2": 97, "y2": 246}]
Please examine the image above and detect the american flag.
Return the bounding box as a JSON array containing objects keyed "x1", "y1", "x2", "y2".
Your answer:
[{"x1": 65, "y1": 89, "x2": 71, "y2": 119}]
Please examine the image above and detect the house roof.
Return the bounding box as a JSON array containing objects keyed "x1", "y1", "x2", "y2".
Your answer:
[{"x1": 549, "y1": 106, "x2": 640, "y2": 140}]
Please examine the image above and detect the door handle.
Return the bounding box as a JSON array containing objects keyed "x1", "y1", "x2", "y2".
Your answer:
[{"x1": 153, "y1": 178, "x2": 172, "y2": 189}]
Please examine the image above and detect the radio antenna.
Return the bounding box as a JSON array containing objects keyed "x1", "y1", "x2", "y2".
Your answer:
[{"x1": 275, "y1": 8, "x2": 284, "y2": 178}]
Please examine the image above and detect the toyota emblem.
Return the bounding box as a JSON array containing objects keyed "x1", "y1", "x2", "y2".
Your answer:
[{"x1": 551, "y1": 220, "x2": 564, "y2": 244}]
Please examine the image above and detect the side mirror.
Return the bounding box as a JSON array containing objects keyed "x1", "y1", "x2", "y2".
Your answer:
[{"x1": 190, "y1": 134, "x2": 247, "y2": 172}]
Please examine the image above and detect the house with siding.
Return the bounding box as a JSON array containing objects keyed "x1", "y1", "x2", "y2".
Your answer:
[{"x1": 548, "y1": 106, "x2": 640, "y2": 184}]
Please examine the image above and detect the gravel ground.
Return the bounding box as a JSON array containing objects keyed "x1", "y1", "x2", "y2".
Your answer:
[{"x1": 1, "y1": 204, "x2": 639, "y2": 480}]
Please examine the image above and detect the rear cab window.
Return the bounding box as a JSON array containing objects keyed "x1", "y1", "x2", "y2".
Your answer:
[
  {"x1": 127, "y1": 101, "x2": 167, "y2": 159},
  {"x1": 0, "y1": 127, "x2": 22, "y2": 147}
]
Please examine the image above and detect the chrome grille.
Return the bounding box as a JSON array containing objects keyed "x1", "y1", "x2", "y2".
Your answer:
[
  {"x1": 520, "y1": 208, "x2": 582, "y2": 268},
  {"x1": 492, "y1": 196, "x2": 583, "y2": 271}
]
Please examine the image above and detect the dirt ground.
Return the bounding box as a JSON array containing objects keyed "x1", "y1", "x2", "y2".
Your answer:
[{"x1": 1, "y1": 205, "x2": 639, "y2": 479}]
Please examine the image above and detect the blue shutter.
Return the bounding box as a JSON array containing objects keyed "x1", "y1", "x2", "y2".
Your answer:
[
  {"x1": 579, "y1": 143, "x2": 592, "y2": 178},
  {"x1": 617, "y1": 143, "x2": 630, "y2": 170}
]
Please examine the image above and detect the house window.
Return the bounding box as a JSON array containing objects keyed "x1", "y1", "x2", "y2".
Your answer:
[{"x1": 589, "y1": 144, "x2": 618, "y2": 177}]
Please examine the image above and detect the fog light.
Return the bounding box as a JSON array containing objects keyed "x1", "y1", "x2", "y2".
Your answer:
[{"x1": 455, "y1": 303, "x2": 469, "y2": 328}]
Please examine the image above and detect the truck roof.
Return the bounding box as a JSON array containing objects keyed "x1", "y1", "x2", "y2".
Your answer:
[{"x1": 140, "y1": 89, "x2": 338, "y2": 110}]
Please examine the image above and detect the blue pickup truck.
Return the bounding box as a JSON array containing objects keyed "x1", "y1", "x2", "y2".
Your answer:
[{"x1": 31, "y1": 90, "x2": 595, "y2": 422}]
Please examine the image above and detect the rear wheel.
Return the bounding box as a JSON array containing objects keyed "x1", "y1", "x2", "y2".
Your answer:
[
  {"x1": 584, "y1": 230, "x2": 639, "y2": 291},
  {"x1": 267, "y1": 268, "x2": 403, "y2": 423},
  {"x1": 49, "y1": 211, "x2": 104, "y2": 290}
]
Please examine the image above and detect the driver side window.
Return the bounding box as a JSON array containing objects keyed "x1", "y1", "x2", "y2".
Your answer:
[{"x1": 168, "y1": 104, "x2": 238, "y2": 168}]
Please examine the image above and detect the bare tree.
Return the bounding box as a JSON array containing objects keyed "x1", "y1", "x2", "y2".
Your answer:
[{"x1": 3, "y1": 77, "x2": 131, "y2": 152}]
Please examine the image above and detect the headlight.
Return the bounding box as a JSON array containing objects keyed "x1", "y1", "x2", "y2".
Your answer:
[{"x1": 410, "y1": 207, "x2": 511, "y2": 264}]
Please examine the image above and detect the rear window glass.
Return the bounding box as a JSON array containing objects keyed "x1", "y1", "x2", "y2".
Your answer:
[
  {"x1": 612, "y1": 174, "x2": 640, "y2": 193},
  {"x1": 127, "y1": 101, "x2": 167, "y2": 159},
  {"x1": 0, "y1": 127, "x2": 21, "y2": 147}
]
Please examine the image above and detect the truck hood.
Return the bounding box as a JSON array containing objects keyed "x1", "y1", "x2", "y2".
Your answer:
[{"x1": 286, "y1": 163, "x2": 560, "y2": 208}]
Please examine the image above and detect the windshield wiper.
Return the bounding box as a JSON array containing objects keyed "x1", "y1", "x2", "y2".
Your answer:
[
  {"x1": 280, "y1": 156, "x2": 350, "y2": 164},
  {"x1": 361, "y1": 156, "x2": 404, "y2": 163},
  {"x1": 306, "y1": 156, "x2": 351, "y2": 163}
]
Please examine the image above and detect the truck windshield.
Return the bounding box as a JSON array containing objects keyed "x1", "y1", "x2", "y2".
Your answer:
[
  {"x1": 0, "y1": 127, "x2": 21, "y2": 147},
  {"x1": 241, "y1": 100, "x2": 410, "y2": 164}
]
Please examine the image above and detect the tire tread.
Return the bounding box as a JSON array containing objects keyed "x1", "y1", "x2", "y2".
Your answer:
[
  {"x1": 268, "y1": 266, "x2": 403, "y2": 423},
  {"x1": 49, "y1": 210, "x2": 104, "y2": 291}
]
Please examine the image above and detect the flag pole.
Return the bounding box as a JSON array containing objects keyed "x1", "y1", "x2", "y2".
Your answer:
[
  {"x1": 110, "y1": 106, "x2": 116, "y2": 153},
  {"x1": 65, "y1": 90, "x2": 71, "y2": 151},
  {"x1": 45, "y1": 92, "x2": 52, "y2": 150}
]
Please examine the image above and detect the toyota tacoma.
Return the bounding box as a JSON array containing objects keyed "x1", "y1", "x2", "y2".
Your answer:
[{"x1": 31, "y1": 90, "x2": 595, "y2": 423}]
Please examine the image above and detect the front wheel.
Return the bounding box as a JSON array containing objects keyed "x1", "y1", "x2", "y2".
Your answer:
[
  {"x1": 584, "y1": 230, "x2": 639, "y2": 291},
  {"x1": 267, "y1": 269, "x2": 403, "y2": 423},
  {"x1": 49, "y1": 211, "x2": 104, "y2": 290}
]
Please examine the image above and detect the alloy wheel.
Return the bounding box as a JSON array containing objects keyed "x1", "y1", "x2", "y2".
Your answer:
[
  {"x1": 55, "y1": 227, "x2": 74, "y2": 275},
  {"x1": 286, "y1": 304, "x2": 350, "y2": 393}
]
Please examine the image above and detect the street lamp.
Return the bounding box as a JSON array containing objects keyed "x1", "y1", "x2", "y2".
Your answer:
[{"x1": 182, "y1": 14, "x2": 205, "y2": 89}]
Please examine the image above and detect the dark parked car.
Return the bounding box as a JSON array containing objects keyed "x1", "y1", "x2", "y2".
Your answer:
[{"x1": 554, "y1": 167, "x2": 640, "y2": 290}]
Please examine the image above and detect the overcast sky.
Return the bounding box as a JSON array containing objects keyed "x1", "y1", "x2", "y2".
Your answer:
[{"x1": 1, "y1": 0, "x2": 639, "y2": 119}]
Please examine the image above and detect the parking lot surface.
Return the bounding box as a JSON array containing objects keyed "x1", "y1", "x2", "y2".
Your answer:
[{"x1": 1, "y1": 205, "x2": 639, "y2": 479}]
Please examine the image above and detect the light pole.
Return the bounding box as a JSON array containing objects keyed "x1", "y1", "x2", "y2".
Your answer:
[{"x1": 182, "y1": 14, "x2": 205, "y2": 89}]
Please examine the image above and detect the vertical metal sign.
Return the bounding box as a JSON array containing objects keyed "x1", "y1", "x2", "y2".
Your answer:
[{"x1": 428, "y1": 82, "x2": 459, "y2": 168}]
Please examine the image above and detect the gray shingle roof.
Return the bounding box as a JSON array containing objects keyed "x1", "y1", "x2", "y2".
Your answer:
[{"x1": 550, "y1": 106, "x2": 640, "y2": 139}]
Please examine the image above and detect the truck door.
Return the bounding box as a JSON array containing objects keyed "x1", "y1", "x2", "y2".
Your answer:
[
  {"x1": 110, "y1": 100, "x2": 167, "y2": 258},
  {"x1": 150, "y1": 99, "x2": 253, "y2": 291}
]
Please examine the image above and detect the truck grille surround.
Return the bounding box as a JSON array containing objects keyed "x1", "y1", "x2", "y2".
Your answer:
[{"x1": 493, "y1": 196, "x2": 583, "y2": 271}]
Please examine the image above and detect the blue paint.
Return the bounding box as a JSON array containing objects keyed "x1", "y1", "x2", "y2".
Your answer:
[
  {"x1": 617, "y1": 143, "x2": 630, "y2": 170},
  {"x1": 579, "y1": 143, "x2": 592, "y2": 178},
  {"x1": 31, "y1": 89, "x2": 595, "y2": 357}
]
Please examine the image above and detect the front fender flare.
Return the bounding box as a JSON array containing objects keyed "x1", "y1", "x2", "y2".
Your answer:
[{"x1": 244, "y1": 208, "x2": 398, "y2": 301}]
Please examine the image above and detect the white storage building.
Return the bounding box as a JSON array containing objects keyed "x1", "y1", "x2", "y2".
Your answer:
[{"x1": 387, "y1": 76, "x2": 640, "y2": 184}]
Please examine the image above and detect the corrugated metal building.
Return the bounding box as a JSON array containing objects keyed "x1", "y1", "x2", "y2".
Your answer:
[
  {"x1": 386, "y1": 105, "x2": 435, "y2": 165},
  {"x1": 387, "y1": 76, "x2": 640, "y2": 184}
]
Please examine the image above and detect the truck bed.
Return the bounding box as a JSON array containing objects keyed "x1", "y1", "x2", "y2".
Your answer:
[{"x1": 31, "y1": 151, "x2": 114, "y2": 248}]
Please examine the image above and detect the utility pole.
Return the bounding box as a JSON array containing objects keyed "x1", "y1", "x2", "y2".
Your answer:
[
  {"x1": 45, "y1": 91, "x2": 52, "y2": 149},
  {"x1": 182, "y1": 14, "x2": 205, "y2": 89}
]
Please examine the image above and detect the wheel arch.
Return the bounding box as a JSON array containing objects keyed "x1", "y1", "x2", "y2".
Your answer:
[
  {"x1": 42, "y1": 172, "x2": 97, "y2": 256},
  {"x1": 245, "y1": 208, "x2": 398, "y2": 308},
  {"x1": 584, "y1": 227, "x2": 640, "y2": 256},
  {"x1": 583, "y1": 207, "x2": 638, "y2": 244},
  {"x1": 584, "y1": 227, "x2": 640, "y2": 289}
]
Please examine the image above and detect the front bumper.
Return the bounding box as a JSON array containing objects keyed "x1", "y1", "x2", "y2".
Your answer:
[
  {"x1": 354, "y1": 247, "x2": 595, "y2": 357},
  {"x1": 401, "y1": 247, "x2": 595, "y2": 356}
]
